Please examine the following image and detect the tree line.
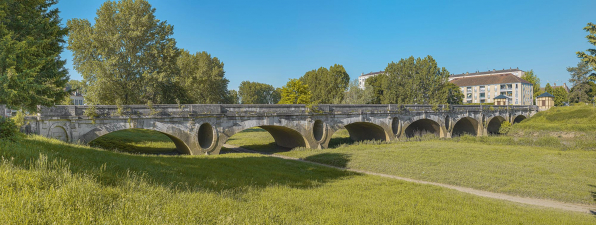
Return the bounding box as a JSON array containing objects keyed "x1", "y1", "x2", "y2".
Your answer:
[{"x1": 4, "y1": 0, "x2": 595, "y2": 112}]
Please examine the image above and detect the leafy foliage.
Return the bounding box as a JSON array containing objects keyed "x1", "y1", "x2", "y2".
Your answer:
[
  {"x1": 224, "y1": 90, "x2": 240, "y2": 104},
  {"x1": 67, "y1": 0, "x2": 181, "y2": 105},
  {"x1": 300, "y1": 64, "x2": 350, "y2": 104},
  {"x1": 278, "y1": 79, "x2": 311, "y2": 104},
  {"x1": 0, "y1": 0, "x2": 69, "y2": 112},
  {"x1": 499, "y1": 121, "x2": 512, "y2": 134},
  {"x1": 365, "y1": 74, "x2": 388, "y2": 104},
  {"x1": 0, "y1": 116, "x2": 19, "y2": 141},
  {"x1": 567, "y1": 61, "x2": 595, "y2": 103},
  {"x1": 576, "y1": 22, "x2": 596, "y2": 78},
  {"x1": 552, "y1": 86, "x2": 568, "y2": 106},
  {"x1": 521, "y1": 70, "x2": 540, "y2": 102},
  {"x1": 381, "y1": 56, "x2": 453, "y2": 104},
  {"x1": 341, "y1": 79, "x2": 374, "y2": 104},
  {"x1": 177, "y1": 50, "x2": 230, "y2": 104},
  {"x1": 238, "y1": 81, "x2": 280, "y2": 104}
]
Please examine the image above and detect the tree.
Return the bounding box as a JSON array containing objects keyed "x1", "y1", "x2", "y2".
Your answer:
[
  {"x1": 67, "y1": 0, "x2": 180, "y2": 105},
  {"x1": 224, "y1": 90, "x2": 240, "y2": 104},
  {"x1": 365, "y1": 74, "x2": 388, "y2": 104},
  {"x1": 341, "y1": 79, "x2": 374, "y2": 104},
  {"x1": 238, "y1": 81, "x2": 280, "y2": 104},
  {"x1": 444, "y1": 82, "x2": 464, "y2": 105},
  {"x1": 0, "y1": 0, "x2": 69, "y2": 112},
  {"x1": 567, "y1": 62, "x2": 594, "y2": 103},
  {"x1": 300, "y1": 64, "x2": 350, "y2": 104},
  {"x1": 521, "y1": 70, "x2": 541, "y2": 103},
  {"x1": 552, "y1": 86, "x2": 568, "y2": 106},
  {"x1": 577, "y1": 22, "x2": 596, "y2": 79},
  {"x1": 381, "y1": 56, "x2": 451, "y2": 104},
  {"x1": 278, "y1": 79, "x2": 311, "y2": 104},
  {"x1": 177, "y1": 50, "x2": 229, "y2": 104},
  {"x1": 544, "y1": 83, "x2": 553, "y2": 95}
]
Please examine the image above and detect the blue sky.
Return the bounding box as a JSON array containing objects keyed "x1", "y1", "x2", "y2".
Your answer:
[{"x1": 56, "y1": 0, "x2": 596, "y2": 89}]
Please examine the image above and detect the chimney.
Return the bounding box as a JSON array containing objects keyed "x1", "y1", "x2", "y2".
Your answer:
[
  {"x1": 361, "y1": 72, "x2": 364, "y2": 75},
  {"x1": 466, "y1": 72, "x2": 469, "y2": 75},
  {"x1": 493, "y1": 69, "x2": 496, "y2": 72}
]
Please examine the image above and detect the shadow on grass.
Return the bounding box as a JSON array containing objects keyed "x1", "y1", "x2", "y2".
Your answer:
[
  {"x1": 328, "y1": 137, "x2": 354, "y2": 148},
  {"x1": 89, "y1": 129, "x2": 179, "y2": 155},
  {"x1": 2, "y1": 138, "x2": 358, "y2": 194},
  {"x1": 590, "y1": 184, "x2": 596, "y2": 215},
  {"x1": 304, "y1": 153, "x2": 351, "y2": 168}
]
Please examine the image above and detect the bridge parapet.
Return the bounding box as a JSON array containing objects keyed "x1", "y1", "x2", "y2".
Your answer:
[{"x1": 25, "y1": 104, "x2": 538, "y2": 155}]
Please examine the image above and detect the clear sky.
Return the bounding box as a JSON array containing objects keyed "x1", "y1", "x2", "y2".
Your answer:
[{"x1": 56, "y1": 0, "x2": 596, "y2": 90}]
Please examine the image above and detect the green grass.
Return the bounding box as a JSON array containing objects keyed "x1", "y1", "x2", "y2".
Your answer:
[
  {"x1": 513, "y1": 105, "x2": 596, "y2": 132},
  {"x1": 89, "y1": 129, "x2": 178, "y2": 154},
  {"x1": 1, "y1": 136, "x2": 594, "y2": 223},
  {"x1": 225, "y1": 129, "x2": 596, "y2": 205}
]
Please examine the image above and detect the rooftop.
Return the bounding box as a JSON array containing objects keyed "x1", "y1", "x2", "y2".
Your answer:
[
  {"x1": 494, "y1": 94, "x2": 508, "y2": 99},
  {"x1": 450, "y1": 73, "x2": 531, "y2": 87},
  {"x1": 537, "y1": 92, "x2": 555, "y2": 98},
  {"x1": 360, "y1": 71, "x2": 384, "y2": 77},
  {"x1": 450, "y1": 68, "x2": 523, "y2": 78}
]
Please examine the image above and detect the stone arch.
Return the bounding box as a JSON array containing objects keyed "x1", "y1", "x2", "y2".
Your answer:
[
  {"x1": 79, "y1": 124, "x2": 192, "y2": 154},
  {"x1": 391, "y1": 117, "x2": 400, "y2": 136},
  {"x1": 48, "y1": 124, "x2": 69, "y2": 142},
  {"x1": 344, "y1": 122, "x2": 388, "y2": 142},
  {"x1": 222, "y1": 120, "x2": 309, "y2": 149},
  {"x1": 404, "y1": 119, "x2": 441, "y2": 138},
  {"x1": 451, "y1": 117, "x2": 478, "y2": 137},
  {"x1": 513, "y1": 115, "x2": 526, "y2": 124},
  {"x1": 486, "y1": 116, "x2": 506, "y2": 135}
]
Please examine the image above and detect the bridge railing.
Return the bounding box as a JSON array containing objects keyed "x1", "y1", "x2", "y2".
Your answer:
[{"x1": 32, "y1": 104, "x2": 538, "y2": 118}]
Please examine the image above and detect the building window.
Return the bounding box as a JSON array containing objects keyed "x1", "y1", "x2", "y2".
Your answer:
[
  {"x1": 467, "y1": 87, "x2": 472, "y2": 93},
  {"x1": 480, "y1": 93, "x2": 485, "y2": 98},
  {"x1": 467, "y1": 93, "x2": 472, "y2": 99},
  {"x1": 480, "y1": 86, "x2": 485, "y2": 92}
]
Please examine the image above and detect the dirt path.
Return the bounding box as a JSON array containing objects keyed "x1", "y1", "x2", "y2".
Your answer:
[{"x1": 223, "y1": 144, "x2": 596, "y2": 214}]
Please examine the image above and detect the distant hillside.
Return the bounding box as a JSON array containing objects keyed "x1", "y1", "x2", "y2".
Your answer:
[{"x1": 513, "y1": 105, "x2": 596, "y2": 132}]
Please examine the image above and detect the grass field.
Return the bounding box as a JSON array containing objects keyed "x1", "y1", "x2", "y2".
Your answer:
[
  {"x1": 512, "y1": 105, "x2": 596, "y2": 132},
  {"x1": 0, "y1": 136, "x2": 594, "y2": 224}
]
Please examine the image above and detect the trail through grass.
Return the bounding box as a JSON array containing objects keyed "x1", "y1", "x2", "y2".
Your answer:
[{"x1": 0, "y1": 136, "x2": 594, "y2": 223}]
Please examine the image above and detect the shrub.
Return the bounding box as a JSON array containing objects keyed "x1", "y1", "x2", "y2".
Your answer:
[
  {"x1": 0, "y1": 116, "x2": 20, "y2": 141},
  {"x1": 499, "y1": 121, "x2": 512, "y2": 134}
]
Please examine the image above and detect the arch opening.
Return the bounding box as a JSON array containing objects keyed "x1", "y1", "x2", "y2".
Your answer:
[
  {"x1": 405, "y1": 119, "x2": 440, "y2": 138},
  {"x1": 88, "y1": 128, "x2": 188, "y2": 155},
  {"x1": 513, "y1": 115, "x2": 526, "y2": 124},
  {"x1": 344, "y1": 122, "x2": 387, "y2": 142},
  {"x1": 49, "y1": 125, "x2": 69, "y2": 142},
  {"x1": 198, "y1": 123, "x2": 214, "y2": 149},
  {"x1": 260, "y1": 125, "x2": 307, "y2": 149},
  {"x1": 391, "y1": 117, "x2": 400, "y2": 135},
  {"x1": 313, "y1": 120, "x2": 325, "y2": 142},
  {"x1": 451, "y1": 117, "x2": 478, "y2": 137},
  {"x1": 487, "y1": 116, "x2": 506, "y2": 135}
]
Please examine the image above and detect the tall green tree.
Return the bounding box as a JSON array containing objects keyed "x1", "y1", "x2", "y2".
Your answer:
[
  {"x1": 567, "y1": 61, "x2": 593, "y2": 103},
  {"x1": 552, "y1": 86, "x2": 568, "y2": 106},
  {"x1": 67, "y1": 0, "x2": 180, "y2": 105},
  {"x1": 278, "y1": 79, "x2": 311, "y2": 104},
  {"x1": 521, "y1": 70, "x2": 541, "y2": 103},
  {"x1": 577, "y1": 22, "x2": 596, "y2": 78},
  {"x1": 544, "y1": 83, "x2": 553, "y2": 95},
  {"x1": 300, "y1": 64, "x2": 350, "y2": 104},
  {"x1": 365, "y1": 74, "x2": 388, "y2": 104},
  {"x1": 341, "y1": 79, "x2": 374, "y2": 104},
  {"x1": 224, "y1": 90, "x2": 240, "y2": 104},
  {"x1": 0, "y1": 0, "x2": 69, "y2": 112},
  {"x1": 444, "y1": 82, "x2": 464, "y2": 105},
  {"x1": 381, "y1": 56, "x2": 451, "y2": 104},
  {"x1": 238, "y1": 81, "x2": 280, "y2": 104},
  {"x1": 177, "y1": 50, "x2": 229, "y2": 104}
]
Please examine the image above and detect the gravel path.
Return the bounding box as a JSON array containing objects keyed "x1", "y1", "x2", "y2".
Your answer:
[{"x1": 223, "y1": 144, "x2": 596, "y2": 214}]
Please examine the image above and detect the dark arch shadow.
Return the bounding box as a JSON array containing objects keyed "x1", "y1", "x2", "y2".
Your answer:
[
  {"x1": 452, "y1": 117, "x2": 478, "y2": 137},
  {"x1": 88, "y1": 128, "x2": 190, "y2": 155},
  {"x1": 259, "y1": 125, "x2": 307, "y2": 149},
  {"x1": 405, "y1": 119, "x2": 441, "y2": 138},
  {"x1": 487, "y1": 116, "x2": 506, "y2": 135},
  {"x1": 344, "y1": 122, "x2": 387, "y2": 142},
  {"x1": 513, "y1": 115, "x2": 527, "y2": 124}
]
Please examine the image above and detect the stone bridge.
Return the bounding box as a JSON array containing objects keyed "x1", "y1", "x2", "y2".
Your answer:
[{"x1": 20, "y1": 104, "x2": 537, "y2": 155}]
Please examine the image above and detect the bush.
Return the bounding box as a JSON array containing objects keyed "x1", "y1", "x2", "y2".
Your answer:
[
  {"x1": 0, "y1": 116, "x2": 20, "y2": 141},
  {"x1": 499, "y1": 121, "x2": 512, "y2": 134}
]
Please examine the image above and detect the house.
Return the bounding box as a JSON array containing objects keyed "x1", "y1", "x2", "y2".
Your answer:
[{"x1": 450, "y1": 73, "x2": 533, "y2": 105}]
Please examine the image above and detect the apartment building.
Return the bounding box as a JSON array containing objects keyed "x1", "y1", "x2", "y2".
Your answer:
[
  {"x1": 358, "y1": 71, "x2": 384, "y2": 89},
  {"x1": 450, "y1": 73, "x2": 533, "y2": 105}
]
